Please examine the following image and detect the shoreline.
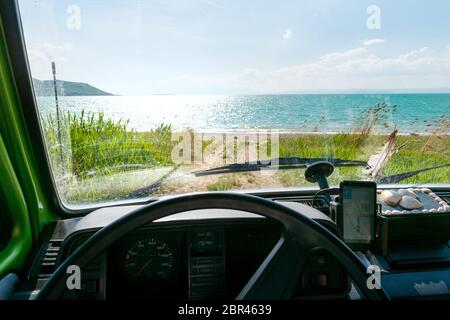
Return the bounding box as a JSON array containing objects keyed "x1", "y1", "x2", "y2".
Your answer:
[{"x1": 135, "y1": 128, "x2": 449, "y2": 137}]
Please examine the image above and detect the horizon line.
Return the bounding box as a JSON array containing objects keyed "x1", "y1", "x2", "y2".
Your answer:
[{"x1": 32, "y1": 78, "x2": 450, "y2": 96}]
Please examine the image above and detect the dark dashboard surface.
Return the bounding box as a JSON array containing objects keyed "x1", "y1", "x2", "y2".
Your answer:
[
  {"x1": 61, "y1": 218, "x2": 348, "y2": 300},
  {"x1": 18, "y1": 187, "x2": 450, "y2": 300},
  {"x1": 22, "y1": 199, "x2": 351, "y2": 300},
  {"x1": 108, "y1": 221, "x2": 282, "y2": 299}
]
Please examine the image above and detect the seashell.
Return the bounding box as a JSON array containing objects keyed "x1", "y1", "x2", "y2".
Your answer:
[
  {"x1": 429, "y1": 193, "x2": 437, "y2": 197},
  {"x1": 383, "y1": 210, "x2": 392, "y2": 215},
  {"x1": 443, "y1": 205, "x2": 450, "y2": 212},
  {"x1": 429, "y1": 208, "x2": 438, "y2": 213},
  {"x1": 410, "y1": 210, "x2": 421, "y2": 214},
  {"x1": 439, "y1": 201, "x2": 447, "y2": 207},
  {"x1": 392, "y1": 210, "x2": 402, "y2": 214},
  {"x1": 398, "y1": 189, "x2": 417, "y2": 198},
  {"x1": 438, "y1": 207, "x2": 446, "y2": 213},
  {"x1": 381, "y1": 190, "x2": 402, "y2": 206},
  {"x1": 399, "y1": 196, "x2": 423, "y2": 210},
  {"x1": 421, "y1": 209, "x2": 429, "y2": 214},
  {"x1": 420, "y1": 188, "x2": 432, "y2": 194},
  {"x1": 435, "y1": 197, "x2": 443, "y2": 203}
]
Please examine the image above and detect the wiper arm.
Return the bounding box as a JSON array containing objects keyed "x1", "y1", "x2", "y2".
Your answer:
[
  {"x1": 193, "y1": 157, "x2": 367, "y2": 177},
  {"x1": 377, "y1": 163, "x2": 450, "y2": 184}
]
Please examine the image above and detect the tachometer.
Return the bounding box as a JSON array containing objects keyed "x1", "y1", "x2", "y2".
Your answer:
[{"x1": 123, "y1": 237, "x2": 174, "y2": 280}]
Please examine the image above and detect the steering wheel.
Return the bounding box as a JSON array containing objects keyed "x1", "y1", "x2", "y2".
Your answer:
[{"x1": 36, "y1": 192, "x2": 388, "y2": 300}]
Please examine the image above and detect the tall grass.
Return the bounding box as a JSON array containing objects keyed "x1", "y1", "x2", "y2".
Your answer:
[
  {"x1": 258, "y1": 102, "x2": 449, "y2": 187},
  {"x1": 43, "y1": 110, "x2": 174, "y2": 179}
]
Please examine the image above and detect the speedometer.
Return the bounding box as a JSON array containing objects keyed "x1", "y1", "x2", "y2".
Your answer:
[{"x1": 123, "y1": 237, "x2": 174, "y2": 280}]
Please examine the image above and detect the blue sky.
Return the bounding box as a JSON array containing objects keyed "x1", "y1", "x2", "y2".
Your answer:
[{"x1": 19, "y1": 0, "x2": 450, "y2": 95}]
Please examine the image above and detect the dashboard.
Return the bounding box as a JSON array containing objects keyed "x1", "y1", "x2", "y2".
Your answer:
[
  {"x1": 60, "y1": 218, "x2": 348, "y2": 300},
  {"x1": 15, "y1": 186, "x2": 450, "y2": 300}
]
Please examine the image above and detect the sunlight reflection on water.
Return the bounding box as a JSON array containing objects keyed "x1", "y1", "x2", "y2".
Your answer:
[{"x1": 36, "y1": 94, "x2": 450, "y2": 134}]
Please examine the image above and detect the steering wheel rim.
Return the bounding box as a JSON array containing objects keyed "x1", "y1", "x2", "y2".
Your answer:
[{"x1": 36, "y1": 192, "x2": 388, "y2": 300}]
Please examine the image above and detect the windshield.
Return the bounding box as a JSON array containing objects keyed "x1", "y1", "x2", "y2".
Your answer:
[{"x1": 18, "y1": 0, "x2": 449, "y2": 207}]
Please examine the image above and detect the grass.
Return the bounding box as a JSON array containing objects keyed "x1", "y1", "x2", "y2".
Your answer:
[
  {"x1": 43, "y1": 111, "x2": 175, "y2": 179},
  {"x1": 275, "y1": 134, "x2": 449, "y2": 188},
  {"x1": 207, "y1": 176, "x2": 243, "y2": 191},
  {"x1": 42, "y1": 104, "x2": 449, "y2": 203}
]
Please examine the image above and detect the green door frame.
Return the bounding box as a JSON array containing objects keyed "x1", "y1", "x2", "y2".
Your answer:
[{"x1": 0, "y1": 1, "x2": 59, "y2": 277}]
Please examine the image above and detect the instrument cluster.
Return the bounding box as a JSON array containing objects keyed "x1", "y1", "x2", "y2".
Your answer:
[{"x1": 108, "y1": 221, "x2": 282, "y2": 299}]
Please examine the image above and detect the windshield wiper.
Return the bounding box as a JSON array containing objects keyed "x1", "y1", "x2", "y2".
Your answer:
[
  {"x1": 377, "y1": 163, "x2": 450, "y2": 184},
  {"x1": 193, "y1": 157, "x2": 367, "y2": 177}
]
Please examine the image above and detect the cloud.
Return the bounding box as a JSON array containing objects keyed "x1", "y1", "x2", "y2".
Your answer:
[
  {"x1": 26, "y1": 42, "x2": 73, "y2": 79},
  {"x1": 27, "y1": 42, "x2": 72, "y2": 71},
  {"x1": 27, "y1": 42, "x2": 73, "y2": 65},
  {"x1": 320, "y1": 47, "x2": 368, "y2": 63},
  {"x1": 282, "y1": 29, "x2": 293, "y2": 40},
  {"x1": 362, "y1": 38, "x2": 385, "y2": 46},
  {"x1": 181, "y1": 45, "x2": 450, "y2": 93}
]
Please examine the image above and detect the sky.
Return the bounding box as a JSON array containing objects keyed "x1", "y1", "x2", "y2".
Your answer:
[{"x1": 18, "y1": 0, "x2": 450, "y2": 95}]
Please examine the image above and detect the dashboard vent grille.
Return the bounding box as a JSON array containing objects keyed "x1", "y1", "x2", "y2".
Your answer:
[
  {"x1": 436, "y1": 192, "x2": 450, "y2": 204},
  {"x1": 29, "y1": 239, "x2": 63, "y2": 279},
  {"x1": 270, "y1": 195, "x2": 328, "y2": 209}
]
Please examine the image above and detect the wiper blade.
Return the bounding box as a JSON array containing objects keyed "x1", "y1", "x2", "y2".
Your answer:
[
  {"x1": 377, "y1": 164, "x2": 450, "y2": 184},
  {"x1": 193, "y1": 157, "x2": 367, "y2": 177},
  {"x1": 124, "y1": 166, "x2": 178, "y2": 199}
]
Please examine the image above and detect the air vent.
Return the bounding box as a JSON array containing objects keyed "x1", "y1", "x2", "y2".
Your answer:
[
  {"x1": 29, "y1": 239, "x2": 63, "y2": 279},
  {"x1": 271, "y1": 195, "x2": 329, "y2": 209},
  {"x1": 436, "y1": 192, "x2": 450, "y2": 204}
]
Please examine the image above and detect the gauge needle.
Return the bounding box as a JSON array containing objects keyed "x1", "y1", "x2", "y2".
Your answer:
[{"x1": 136, "y1": 258, "x2": 152, "y2": 277}]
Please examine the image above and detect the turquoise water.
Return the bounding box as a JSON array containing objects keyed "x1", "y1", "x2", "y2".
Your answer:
[{"x1": 36, "y1": 94, "x2": 450, "y2": 134}]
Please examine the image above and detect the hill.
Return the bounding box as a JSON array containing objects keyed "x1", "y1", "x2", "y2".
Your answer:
[{"x1": 33, "y1": 78, "x2": 113, "y2": 96}]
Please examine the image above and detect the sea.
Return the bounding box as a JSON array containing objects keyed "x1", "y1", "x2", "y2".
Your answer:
[{"x1": 36, "y1": 94, "x2": 450, "y2": 134}]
